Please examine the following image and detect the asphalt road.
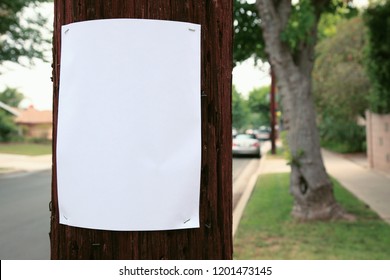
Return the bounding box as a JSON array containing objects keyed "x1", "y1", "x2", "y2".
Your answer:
[
  {"x1": 0, "y1": 158, "x2": 252, "y2": 260},
  {"x1": 0, "y1": 170, "x2": 51, "y2": 260},
  {"x1": 233, "y1": 157, "x2": 252, "y2": 182},
  {"x1": 233, "y1": 140, "x2": 270, "y2": 183}
]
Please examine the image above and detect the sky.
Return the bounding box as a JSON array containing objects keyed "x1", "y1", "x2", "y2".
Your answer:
[{"x1": 0, "y1": 0, "x2": 368, "y2": 111}]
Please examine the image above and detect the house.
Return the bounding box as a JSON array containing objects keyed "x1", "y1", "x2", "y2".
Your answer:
[{"x1": 14, "y1": 105, "x2": 53, "y2": 140}]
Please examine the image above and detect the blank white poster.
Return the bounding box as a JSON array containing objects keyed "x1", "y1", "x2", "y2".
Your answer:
[{"x1": 56, "y1": 19, "x2": 201, "y2": 231}]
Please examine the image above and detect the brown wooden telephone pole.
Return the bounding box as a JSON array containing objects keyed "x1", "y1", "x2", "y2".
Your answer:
[
  {"x1": 50, "y1": 0, "x2": 232, "y2": 259},
  {"x1": 270, "y1": 67, "x2": 277, "y2": 155}
]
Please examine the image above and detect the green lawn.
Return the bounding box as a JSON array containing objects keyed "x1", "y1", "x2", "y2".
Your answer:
[
  {"x1": 234, "y1": 173, "x2": 390, "y2": 259},
  {"x1": 0, "y1": 143, "x2": 52, "y2": 156}
]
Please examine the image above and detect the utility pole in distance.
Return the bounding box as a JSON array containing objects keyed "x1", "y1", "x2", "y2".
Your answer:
[
  {"x1": 270, "y1": 67, "x2": 277, "y2": 155},
  {"x1": 50, "y1": 1, "x2": 232, "y2": 259}
]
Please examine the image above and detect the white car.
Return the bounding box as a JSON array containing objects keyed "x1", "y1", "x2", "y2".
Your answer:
[
  {"x1": 232, "y1": 128, "x2": 238, "y2": 137},
  {"x1": 257, "y1": 126, "x2": 271, "y2": 141},
  {"x1": 232, "y1": 134, "x2": 261, "y2": 158}
]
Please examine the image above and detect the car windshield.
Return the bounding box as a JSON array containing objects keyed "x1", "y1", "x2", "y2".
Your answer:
[{"x1": 235, "y1": 134, "x2": 256, "y2": 140}]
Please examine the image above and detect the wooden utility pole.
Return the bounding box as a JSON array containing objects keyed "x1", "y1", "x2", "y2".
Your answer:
[
  {"x1": 270, "y1": 67, "x2": 277, "y2": 154},
  {"x1": 50, "y1": 0, "x2": 232, "y2": 259}
]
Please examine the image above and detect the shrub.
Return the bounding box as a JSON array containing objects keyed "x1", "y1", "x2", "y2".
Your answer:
[
  {"x1": 364, "y1": 1, "x2": 390, "y2": 114},
  {"x1": 0, "y1": 110, "x2": 19, "y2": 142},
  {"x1": 319, "y1": 116, "x2": 366, "y2": 153}
]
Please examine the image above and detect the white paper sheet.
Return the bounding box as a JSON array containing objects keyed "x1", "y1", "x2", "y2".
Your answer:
[{"x1": 56, "y1": 19, "x2": 201, "y2": 231}]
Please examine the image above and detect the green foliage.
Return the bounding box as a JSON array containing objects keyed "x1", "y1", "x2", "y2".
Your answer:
[
  {"x1": 247, "y1": 86, "x2": 270, "y2": 127},
  {"x1": 281, "y1": 0, "x2": 316, "y2": 50},
  {"x1": 233, "y1": 0, "x2": 358, "y2": 65},
  {"x1": 0, "y1": 0, "x2": 50, "y2": 66},
  {"x1": 364, "y1": 1, "x2": 390, "y2": 113},
  {"x1": 232, "y1": 86, "x2": 250, "y2": 130},
  {"x1": 314, "y1": 18, "x2": 369, "y2": 120},
  {"x1": 233, "y1": 0, "x2": 266, "y2": 65},
  {"x1": 0, "y1": 87, "x2": 24, "y2": 107},
  {"x1": 0, "y1": 110, "x2": 18, "y2": 142},
  {"x1": 314, "y1": 17, "x2": 369, "y2": 153},
  {"x1": 319, "y1": 116, "x2": 366, "y2": 153},
  {"x1": 247, "y1": 86, "x2": 269, "y2": 112},
  {"x1": 287, "y1": 149, "x2": 305, "y2": 168},
  {"x1": 283, "y1": 0, "x2": 358, "y2": 55},
  {"x1": 234, "y1": 173, "x2": 390, "y2": 259},
  {"x1": 318, "y1": 3, "x2": 358, "y2": 40},
  {"x1": 231, "y1": 86, "x2": 271, "y2": 130},
  {"x1": 0, "y1": 87, "x2": 24, "y2": 142}
]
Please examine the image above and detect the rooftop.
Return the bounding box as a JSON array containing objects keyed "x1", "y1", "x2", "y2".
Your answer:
[{"x1": 14, "y1": 105, "x2": 52, "y2": 124}]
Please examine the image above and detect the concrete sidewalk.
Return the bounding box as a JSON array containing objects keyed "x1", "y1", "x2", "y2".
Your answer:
[
  {"x1": 233, "y1": 148, "x2": 390, "y2": 237},
  {"x1": 0, "y1": 153, "x2": 52, "y2": 176},
  {"x1": 323, "y1": 149, "x2": 390, "y2": 224}
]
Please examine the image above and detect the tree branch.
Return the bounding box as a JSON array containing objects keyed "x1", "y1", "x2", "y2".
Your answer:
[{"x1": 256, "y1": 0, "x2": 293, "y2": 67}]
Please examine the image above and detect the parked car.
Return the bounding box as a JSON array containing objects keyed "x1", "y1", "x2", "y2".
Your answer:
[
  {"x1": 232, "y1": 128, "x2": 238, "y2": 137},
  {"x1": 257, "y1": 126, "x2": 271, "y2": 141},
  {"x1": 232, "y1": 134, "x2": 261, "y2": 158}
]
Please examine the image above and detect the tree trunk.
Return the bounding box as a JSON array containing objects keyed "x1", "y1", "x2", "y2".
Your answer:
[
  {"x1": 256, "y1": 0, "x2": 349, "y2": 220},
  {"x1": 51, "y1": 0, "x2": 233, "y2": 259}
]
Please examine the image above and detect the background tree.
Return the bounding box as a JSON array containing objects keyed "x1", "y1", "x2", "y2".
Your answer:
[
  {"x1": 364, "y1": 0, "x2": 390, "y2": 114},
  {"x1": 247, "y1": 86, "x2": 270, "y2": 127},
  {"x1": 0, "y1": 87, "x2": 24, "y2": 107},
  {"x1": 233, "y1": 0, "x2": 357, "y2": 138},
  {"x1": 234, "y1": 0, "x2": 266, "y2": 65},
  {"x1": 317, "y1": 4, "x2": 357, "y2": 39},
  {"x1": 0, "y1": 1, "x2": 49, "y2": 141},
  {"x1": 0, "y1": 88, "x2": 24, "y2": 142},
  {"x1": 0, "y1": 110, "x2": 18, "y2": 142},
  {"x1": 314, "y1": 16, "x2": 369, "y2": 153},
  {"x1": 0, "y1": 0, "x2": 50, "y2": 67},
  {"x1": 232, "y1": 86, "x2": 250, "y2": 130},
  {"x1": 255, "y1": 0, "x2": 358, "y2": 220}
]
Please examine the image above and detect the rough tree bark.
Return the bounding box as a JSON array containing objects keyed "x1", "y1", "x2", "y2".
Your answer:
[
  {"x1": 50, "y1": 0, "x2": 232, "y2": 259},
  {"x1": 256, "y1": 0, "x2": 351, "y2": 220}
]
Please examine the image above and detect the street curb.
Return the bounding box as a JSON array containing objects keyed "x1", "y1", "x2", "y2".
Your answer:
[{"x1": 232, "y1": 153, "x2": 267, "y2": 238}]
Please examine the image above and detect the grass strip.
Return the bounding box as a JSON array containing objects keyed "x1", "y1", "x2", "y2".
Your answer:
[
  {"x1": 234, "y1": 173, "x2": 390, "y2": 259},
  {"x1": 0, "y1": 143, "x2": 52, "y2": 156}
]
